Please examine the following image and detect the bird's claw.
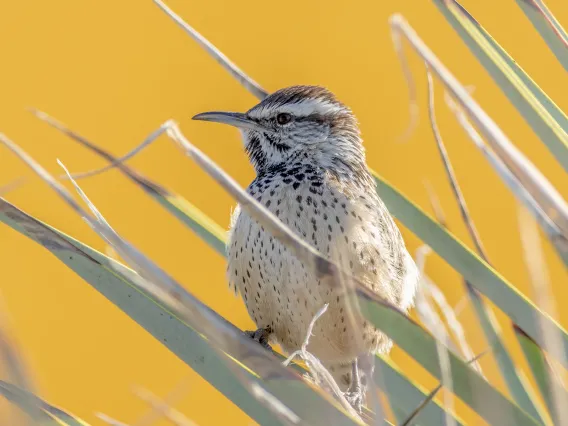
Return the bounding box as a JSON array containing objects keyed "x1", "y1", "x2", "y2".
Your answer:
[
  {"x1": 244, "y1": 327, "x2": 273, "y2": 351},
  {"x1": 343, "y1": 388, "x2": 364, "y2": 414}
]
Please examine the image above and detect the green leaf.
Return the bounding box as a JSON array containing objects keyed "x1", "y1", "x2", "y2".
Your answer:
[
  {"x1": 433, "y1": 0, "x2": 568, "y2": 172},
  {"x1": 424, "y1": 70, "x2": 544, "y2": 422},
  {"x1": 441, "y1": 99, "x2": 568, "y2": 266},
  {"x1": 359, "y1": 291, "x2": 541, "y2": 425},
  {"x1": 110, "y1": 179, "x2": 540, "y2": 424},
  {"x1": 373, "y1": 171, "x2": 568, "y2": 370},
  {"x1": 0, "y1": 198, "x2": 360, "y2": 426},
  {"x1": 35, "y1": 12, "x2": 568, "y2": 373},
  {"x1": 31, "y1": 110, "x2": 227, "y2": 256},
  {"x1": 0, "y1": 380, "x2": 89, "y2": 426},
  {"x1": 514, "y1": 325, "x2": 568, "y2": 425},
  {"x1": 1, "y1": 197, "x2": 525, "y2": 425},
  {"x1": 467, "y1": 286, "x2": 545, "y2": 423},
  {"x1": 516, "y1": 0, "x2": 568, "y2": 71},
  {"x1": 376, "y1": 357, "x2": 466, "y2": 426},
  {"x1": 28, "y1": 119, "x2": 546, "y2": 424},
  {"x1": 468, "y1": 3, "x2": 568, "y2": 132},
  {"x1": 51, "y1": 134, "x2": 461, "y2": 425},
  {"x1": 159, "y1": 125, "x2": 547, "y2": 425}
]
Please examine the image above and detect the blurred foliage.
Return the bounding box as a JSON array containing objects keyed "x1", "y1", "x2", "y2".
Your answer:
[{"x1": 0, "y1": 0, "x2": 567, "y2": 425}]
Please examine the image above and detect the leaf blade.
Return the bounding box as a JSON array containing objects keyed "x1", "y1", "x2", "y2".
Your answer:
[
  {"x1": 516, "y1": 0, "x2": 568, "y2": 71},
  {"x1": 373, "y1": 172, "x2": 568, "y2": 367},
  {"x1": 0, "y1": 197, "x2": 359, "y2": 426},
  {"x1": 514, "y1": 326, "x2": 568, "y2": 425},
  {"x1": 433, "y1": 0, "x2": 568, "y2": 171},
  {"x1": 0, "y1": 381, "x2": 88, "y2": 426},
  {"x1": 0, "y1": 196, "x2": 534, "y2": 425}
]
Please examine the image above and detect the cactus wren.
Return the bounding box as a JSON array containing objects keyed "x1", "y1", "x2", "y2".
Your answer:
[{"x1": 193, "y1": 85, "x2": 418, "y2": 411}]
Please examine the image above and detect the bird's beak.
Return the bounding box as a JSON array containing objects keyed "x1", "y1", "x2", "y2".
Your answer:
[{"x1": 192, "y1": 111, "x2": 263, "y2": 131}]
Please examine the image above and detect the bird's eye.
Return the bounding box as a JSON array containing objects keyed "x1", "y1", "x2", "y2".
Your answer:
[{"x1": 276, "y1": 113, "x2": 292, "y2": 125}]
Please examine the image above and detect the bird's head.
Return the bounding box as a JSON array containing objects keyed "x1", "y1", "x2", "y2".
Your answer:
[{"x1": 193, "y1": 85, "x2": 366, "y2": 174}]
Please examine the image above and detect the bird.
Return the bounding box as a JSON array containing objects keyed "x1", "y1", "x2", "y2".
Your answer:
[{"x1": 192, "y1": 85, "x2": 419, "y2": 412}]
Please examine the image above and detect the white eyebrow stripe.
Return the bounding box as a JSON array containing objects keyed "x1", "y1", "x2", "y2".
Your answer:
[{"x1": 250, "y1": 99, "x2": 345, "y2": 118}]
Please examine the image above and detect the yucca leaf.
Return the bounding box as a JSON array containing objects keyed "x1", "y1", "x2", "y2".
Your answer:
[
  {"x1": 152, "y1": 0, "x2": 268, "y2": 100},
  {"x1": 374, "y1": 172, "x2": 567, "y2": 365},
  {"x1": 377, "y1": 357, "x2": 466, "y2": 426},
  {"x1": 0, "y1": 380, "x2": 89, "y2": 426},
  {"x1": 425, "y1": 71, "x2": 544, "y2": 423},
  {"x1": 163, "y1": 124, "x2": 542, "y2": 425},
  {"x1": 30, "y1": 117, "x2": 470, "y2": 426},
  {"x1": 0, "y1": 195, "x2": 502, "y2": 426},
  {"x1": 467, "y1": 288, "x2": 546, "y2": 422},
  {"x1": 444, "y1": 3, "x2": 568, "y2": 133},
  {"x1": 517, "y1": 208, "x2": 568, "y2": 425},
  {"x1": 30, "y1": 113, "x2": 553, "y2": 423},
  {"x1": 514, "y1": 326, "x2": 568, "y2": 425},
  {"x1": 32, "y1": 110, "x2": 562, "y2": 424},
  {"x1": 31, "y1": 110, "x2": 227, "y2": 256},
  {"x1": 2, "y1": 126, "x2": 538, "y2": 424},
  {"x1": 24, "y1": 3, "x2": 560, "y2": 422},
  {"x1": 0, "y1": 133, "x2": 371, "y2": 422},
  {"x1": 516, "y1": 0, "x2": 568, "y2": 71},
  {"x1": 147, "y1": 0, "x2": 568, "y2": 371},
  {"x1": 433, "y1": 0, "x2": 568, "y2": 172},
  {"x1": 27, "y1": 116, "x2": 465, "y2": 424},
  {"x1": 159, "y1": 0, "x2": 568, "y2": 219},
  {"x1": 0, "y1": 197, "x2": 361, "y2": 426},
  {"x1": 442, "y1": 93, "x2": 568, "y2": 267},
  {"x1": 392, "y1": 12, "x2": 568, "y2": 261},
  {"x1": 389, "y1": 15, "x2": 568, "y2": 367},
  {"x1": 5, "y1": 135, "x2": 339, "y2": 425},
  {"x1": 397, "y1": 350, "x2": 486, "y2": 426},
  {"x1": 0, "y1": 194, "x2": 465, "y2": 426},
  {"x1": 435, "y1": 2, "x2": 568, "y2": 267}
]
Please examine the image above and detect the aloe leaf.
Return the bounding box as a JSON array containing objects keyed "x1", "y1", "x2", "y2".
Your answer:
[
  {"x1": 0, "y1": 198, "x2": 360, "y2": 426},
  {"x1": 516, "y1": 0, "x2": 568, "y2": 71},
  {"x1": 514, "y1": 326, "x2": 568, "y2": 425},
  {"x1": 433, "y1": 0, "x2": 568, "y2": 172},
  {"x1": 0, "y1": 380, "x2": 88, "y2": 426}
]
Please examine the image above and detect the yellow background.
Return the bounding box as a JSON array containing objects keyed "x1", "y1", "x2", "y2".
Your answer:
[{"x1": 0, "y1": 0, "x2": 567, "y2": 424}]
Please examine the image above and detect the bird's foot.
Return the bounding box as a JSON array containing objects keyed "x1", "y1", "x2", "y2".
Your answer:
[
  {"x1": 343, "y1": 358, "x2": 365, "y2": 414},
  {"x1": 343, "y1": 387, "x2": 364, "y2": 414},
  {"x1": 244, "y1": 327, "x2": 273, "y2": 351}
]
